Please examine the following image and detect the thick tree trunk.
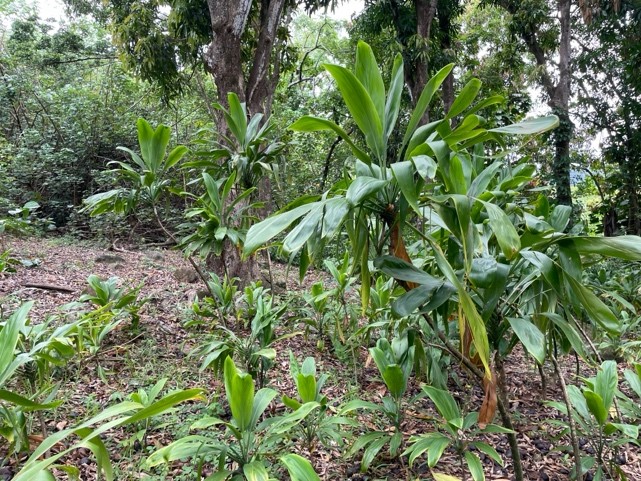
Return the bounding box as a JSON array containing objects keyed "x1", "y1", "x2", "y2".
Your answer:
[
  {"x1": 204, "y1": 0, "x2": 251, "y2": 102},
  {"x1": 202, "y1": 0, "x2": 290, "y2": 284},
  {"x1": 246, "y1": 0, "x2": 288, "y2": 115}
]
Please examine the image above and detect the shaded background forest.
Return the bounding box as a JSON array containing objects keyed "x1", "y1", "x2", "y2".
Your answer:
[{"x1": 1, "y1": 0, "x2": 640, "y2": 240}]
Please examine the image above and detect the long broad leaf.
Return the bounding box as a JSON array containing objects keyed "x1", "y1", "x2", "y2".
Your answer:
[
  {"x1": 564, "y1": 275, "x2": 620, "y2": 335},
  {"x1": 281, "y1": 454, "x2": 321, "y2": 481},
  {"x1": 445, "y1": 79, "x2": 482, "y2": 120},
  {"x1": 325, "y1": 64, "x2": 385, "y2": 162},
  {"x1": 402, "y1": 63, "x2": 454, "y2": 152},
  {"x1": 385, "y1": 54, "x2": 404, "y2": 141},
  {"x1": 506, "y1": 318, "x2": 545, "y2": 365},
  {"x1": 489, "y1": 115, "x2": 559, "y2": 135},
  {"x1": 244, "y1": 202, "x2": 318, "y2": 255},
  {"x1": 480, "y1": 201, "x2": 520, "y2": 259},
  {"x1": 572, "y1": 235, "x2": 641, "y2": 261},
  {"x1": 289, "y1": 116, "x2": 371, "y2": 164},
  {"x1": 0, "y1": 301, "x2": 33, "y2": 381},
  {"x1": 355, "y1": 41, "x2": 385, "y2": 124}
]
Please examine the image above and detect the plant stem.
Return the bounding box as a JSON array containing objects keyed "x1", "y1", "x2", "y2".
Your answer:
[
  {"x1": 151, "y1": 204, "x2": 217, "y2": 302},
  {"x1": 551, "y1": 355, "x2": 582, "y2": 481},
  {"x1": 421, "y1": 312, "x2": 525, "y2": 481}
]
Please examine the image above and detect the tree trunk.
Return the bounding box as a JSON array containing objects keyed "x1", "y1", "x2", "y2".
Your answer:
[
  {"x1": 202, "y1": 0, "x2": 291, "y2": 284},
  {"x1": 438, "y1": 3, "x2": 455, "y2": 114},
  {"x1": 204, "y1": 0, "x2": 251, "y2": 102},
  {"x1": 494, "y1": 0, "x2": 573, "y2": 207},
  {"x1": 551, "y1": 0, "x2": 573, "y2": 207}
]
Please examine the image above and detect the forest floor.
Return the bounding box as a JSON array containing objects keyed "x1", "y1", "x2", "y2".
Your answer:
[{"x1": 1, "y1": 235, "x2": 640, "y2": 481}]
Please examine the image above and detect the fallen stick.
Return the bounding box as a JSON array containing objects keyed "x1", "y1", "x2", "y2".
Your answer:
[{"x1": 23, "y1": 283, "x2": 75, "y2": 293}]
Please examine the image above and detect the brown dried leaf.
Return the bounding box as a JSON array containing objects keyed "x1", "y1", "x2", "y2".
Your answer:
[{"x1": 478, "y1": 370, "x2": 498, "y2": 429}]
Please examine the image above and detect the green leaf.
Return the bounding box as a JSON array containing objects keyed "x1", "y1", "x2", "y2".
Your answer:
[
  {"x1": 289, "y1": 116, "x2": 371, "y2": 164},
  {"x1": 122, "y1": 389, "x2": 205, "y2": 427},
  {"x1": 138, "y1": 119, "x2": 170, "y2": 172},
  {"x1": 584, "y1": 390, "x2": 608, "y2": 425},
  {"x1": 624, "y1": 368, "x2": 641, "y2": 399},
  {"x1": 244, "y1": 202, "x2": 317, "y2": 255},
  {"x1": 464, "y1": 451, "x2": 485, "y2": 481},
  {"x1": 564, "y1": 275, "x2": 620, "y2": 335},
  {"x1": 412, "y1": 155, "x2": 438, "y2": 180},
  {"x1": 0, "y1": 301, "x2": 33, "y2": 381},
  {"x1": 391, "y1": 161, "x2": 420, "y2": 213},
  {"x1": 381, "y1": 364, "x2": 406, "y2": 399},
  {"x1": 243, "y1": 461, "x2": 269, "y2": 481},
  {"x1": 402, "y1": 63, "x2": 454, "y2": 151},
  {"x1": 549, "y1": 205, "x2": 572, "y2": 232},
  {"x1": 572, "y1": 236, "x2": 641, "y2": 261},
  {"x1": 325, "y1": 63, "x2": 385, "y2": 162},
  {"x1": 250, "y1": 388, "x2": 278, "y2": 430},
  {"x1": 374, "y1": 255, "x2": 443, "y2": 286},
  {"x1": 428, "y1": 242, "x2": 491, "y2": 375},
  {"x1": 446, "y1": 79, "x2": 482, "y2": 120},
  {"x1": 226, "y1": 92, "x2": 248, "y2": 146},
  {"x1": 282, "y1": 203, "x2": 324, "y2": 253},
  {"x1": 506, "y1": 318, "x2": 545, "y2": 365},
  {"x1": 404, "y1": 433, "x2": 450, "y2": 467},
  {"x1": 384, "y1": 54, "x2": 404, "y2": 140},
  {"x1": 480, "y1": 201, "x2": 521, "y2": 259},
  {"x1": 391, "y1": 282, "x2": 452, "y2": 317},
  {"x1": 472, "y1": 442, "x2": 504, "y2": 466},
  {"x1": 361, "y1": 434, "x2": 389, "y2": 471},
  {"x1": 488, "y1": 115, "x2": 559, "y2": 135},
  {"x1": 280, "y1": 454, "x2": 321, "y2": 481},
  {"x1": 224, "y1": 357, "x2": 254, "y2": 431},
  {"x1": 0, "y1": 389, "x2": 62, "y2": 411},
  {"x1": 355, "y1": 41, "x2": 385, "y2": 124},
  {"x1": 422, "y1": 386, "x2": 460, "y2": 422},
  {"x1": 346, "y1": 177, "x2": 388, "y2": 206},
  {"x1": 146, "y1": 435, "x2": 219, "y2": 466},
  {"x1": 165, "y1": 145, "x2": 188, "y2": 169},
  {"x1": 297, "y1": 374, "x2": 317, "y2": 404},
  {"x1": 595, "y1": 360, "x2": 618, "y2": 415},
  {"x1": 433, "y1": 473, "x2": 462, "y2": 481},
  {"x1": 607, "y1": 423, "x2": 639, "y2": 439}
]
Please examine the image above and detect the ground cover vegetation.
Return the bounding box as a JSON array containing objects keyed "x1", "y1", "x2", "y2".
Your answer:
[{"x1": 1, "y1": 0, "x2": 641, "y2": 480}]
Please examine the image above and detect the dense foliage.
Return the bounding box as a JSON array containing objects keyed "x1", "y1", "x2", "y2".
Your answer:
[{"x1": 2, "y1": 1, "x2": 641, "y2": 480}]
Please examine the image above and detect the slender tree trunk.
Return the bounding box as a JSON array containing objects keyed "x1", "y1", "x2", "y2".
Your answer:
[
  {"x1": 494, "y1": 0, "x2": 573, "y2": 207},
  {"x1": 551, "y1": 0, "x2": 573, "y2": 207}
]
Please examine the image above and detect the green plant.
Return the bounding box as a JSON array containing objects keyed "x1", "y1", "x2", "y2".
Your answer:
[
  {"x1": 620, "y1": 363, "x2": 641, "y2": 421},
  {"x1": 298, "y1": 281, "x2": 333, "y2": 349},
  {"x1": 80, "y1": 274, "x2": 147, "y2": 331},
  {"x1": 119, "y1": 378, "x2": 172, "y2": 453},
  {"x1": 0, "y1": 249, "x2": 19, "y2": 274},
  {"x1": 194, "y1": 290, "x2": 295, "y2": 388},
  {"x1": 324, "y1": 251, "x2": 357, "y2": 342},
  {"x1": 0, "y1": 303, "x2": 62, "y2": 455},
  {"x1": 12, "y1": 386, "x2": 204, "y2": 480},
  {"x1": 547, "y1": 360, "x2": 639, "y2": 480},
  {"x1": 282, "y1": 353, "x2": 354, "y2": 450},
  {"x1": 341, "y1": 332, "x2": 416, "y2": 472},
  {"x1": 179, "y1": 171, "x2": 262, "y2": 260},
  {"x1": 190, "y1": 273, "x2": 239, "y2": 328},
  {"x1": 82, "y1": 118, "x2": 188, "y2": 218},
  {"x1": 0, "y1": 201, "x2": 55, "y2": 237},
  {"x1": 147, "y1": 357, "x2": 319, "y2": 480},
  {"x1": 404, "y1": 385, "x2": 509, "y2": 481}
]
